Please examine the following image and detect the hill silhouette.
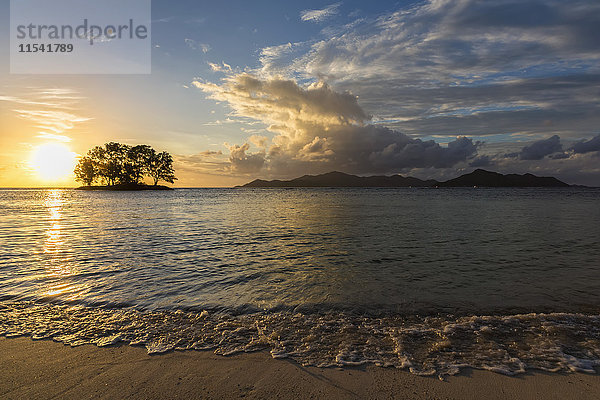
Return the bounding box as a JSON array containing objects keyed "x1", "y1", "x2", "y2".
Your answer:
[
  {"x1": 439, "y1": 169, "x2": 569, "y2": 187},
  {"x1": 240, "y1": 169, "x2": 571, "y2": 188},
  {"x1": 242, "y1": 171, "x2": 437, "y2": 188}
]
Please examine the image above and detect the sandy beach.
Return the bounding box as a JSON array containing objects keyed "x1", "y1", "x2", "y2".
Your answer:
[{"x1": 1, "y1": 337, "x2": 598, "y2": 400}]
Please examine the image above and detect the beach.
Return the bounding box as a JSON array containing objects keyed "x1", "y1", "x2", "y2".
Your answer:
[
  {"x1": 3, "y1": 0, "x2": 600, "y2": 398},
  {"x1": 1, "y1": 337, "x2": 599, "y2": 400}
]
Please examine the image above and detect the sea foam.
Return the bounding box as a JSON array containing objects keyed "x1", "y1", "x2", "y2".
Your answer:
[{"x1": 1, "y1": 301, "x2": 598, "y2": 377}]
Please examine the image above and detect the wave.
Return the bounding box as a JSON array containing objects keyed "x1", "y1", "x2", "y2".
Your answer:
[{"x1": 1, "y1": 301, "x2": 599, "y2": 377}]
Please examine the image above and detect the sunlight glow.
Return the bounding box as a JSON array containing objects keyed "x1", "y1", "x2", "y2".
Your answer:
[{"x1": 31, "y1": 143, "x2": 77, "y2": 181}]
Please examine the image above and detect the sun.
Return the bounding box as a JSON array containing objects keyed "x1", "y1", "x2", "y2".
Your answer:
[{"x1": 31, "y1": 143, "x2": 78, "y2": 182}]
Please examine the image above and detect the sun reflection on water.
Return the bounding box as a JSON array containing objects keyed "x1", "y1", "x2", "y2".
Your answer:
[
  {"x1": 43, "y1": 189, "x2": 65, "y2": 255},
  {"x1": 39, "y1": 189, "x2": 83, "y2": 299}
]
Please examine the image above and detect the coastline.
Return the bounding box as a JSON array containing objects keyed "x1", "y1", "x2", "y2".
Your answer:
[{"x1": 2, "y1": 337, "x2": 598, "y2": 400}]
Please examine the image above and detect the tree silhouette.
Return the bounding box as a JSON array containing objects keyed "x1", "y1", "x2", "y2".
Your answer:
[
  {"x1": 74, "y1": 142, "x2": 176, "y2": 186},
  {"x1": 124, "y1": 145, "x2": 154, "y2": 184},
  {"x1": 74, "y1": 156, "x2": 96, "y2": 185},
  {"x1": 148, "y1": 151, "x2": 177, "y2": 186}
]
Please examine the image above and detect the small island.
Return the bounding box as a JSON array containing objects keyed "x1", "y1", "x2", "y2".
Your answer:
[{"x1": 74, "y1": 142, "x2": 176, "y2": 191}]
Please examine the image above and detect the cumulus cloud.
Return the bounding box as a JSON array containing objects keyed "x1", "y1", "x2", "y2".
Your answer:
[
  {"x1": 571, "y1": 134, "x2": 600, "y2": 154},
  {"x1": 228, "y1": 143, "x2": 265, "y2": 173},
  {"x1": 300, "y1": 3, "x2": 341, "y2": 23},
  {"x1": 518, "y1": 135, "x2": 563, "y2": 160},
  {"x1": 194, "y1": 74, "x2": 478, "y2": 176},
  {"x1": 248, "y1": 135, "x2": 268, "y2": 149}
]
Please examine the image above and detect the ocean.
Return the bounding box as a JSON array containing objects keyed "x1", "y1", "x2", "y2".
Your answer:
[{"x1": 1, "y1": 187, "x2": 599, "y2": 376}]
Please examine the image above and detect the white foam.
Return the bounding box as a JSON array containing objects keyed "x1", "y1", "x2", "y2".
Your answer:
[{"x1": 1, "y1": 301, "x2": 599, "y2": 377}]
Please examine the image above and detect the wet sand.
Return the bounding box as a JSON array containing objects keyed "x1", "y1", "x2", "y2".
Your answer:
[{"x1": 1, "y1": 336, "x2": 598, "y2": 399}]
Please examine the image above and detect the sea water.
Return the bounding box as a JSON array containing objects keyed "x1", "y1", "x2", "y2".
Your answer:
[{"x1": 0, "y1": 188, "x2": 599, "y2": 376}]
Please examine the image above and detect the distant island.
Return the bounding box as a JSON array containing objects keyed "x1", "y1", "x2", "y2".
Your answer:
[
  {"x1": 240, "y1": 169, "x2": 571, "y2": 188},
  {"x1": 74, "y1": 142, "x2": 176, "y2": 191}
]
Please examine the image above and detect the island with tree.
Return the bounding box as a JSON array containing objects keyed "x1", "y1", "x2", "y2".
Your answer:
[
  {"x1": 74, "y1": 142, "x2": 177, "y2": 190},
  {"x1": 239, "y1": 169, "x2": 572, "y2": 188}
]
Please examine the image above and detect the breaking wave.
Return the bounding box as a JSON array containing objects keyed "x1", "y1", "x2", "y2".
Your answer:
[{"x1": 1, "y1": 301, "x2": 599, "y2": 377}]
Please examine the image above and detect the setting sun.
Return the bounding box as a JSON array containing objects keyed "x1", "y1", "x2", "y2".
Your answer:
[{"x1": 30, "y1": 143, "x2": 77, "y2": 182}]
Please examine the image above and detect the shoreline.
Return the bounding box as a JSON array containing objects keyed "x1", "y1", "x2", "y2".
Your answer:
[
  {"x1": 75, "y1": 183, "x2": 173, "y2": 191},
  {"x1": 2, "y1": 337, "x2": 598, "y2": 400}
]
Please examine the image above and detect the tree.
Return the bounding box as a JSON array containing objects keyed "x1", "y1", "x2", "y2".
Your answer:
[
  {"x1": 104, "y1": 142, "x2": 129, "y2": 184},
  {"x1": 87, "y1": 143, "x2": 128, "y2": 185},
  {"x1": 87, "y1": 145, "x2": 108, "y2": 184},
  {"x1": 74, "y1": 156, "x2": 96, "y2": 185},
  {"x1": 124, "y1": 145, "x2": 154, "y2": 184},
  {"x1": 148, "y1": 151, "x2": 177, "y2": 186},
  {"x1": 74, "y1": 142, "x2": 176, "y2": 186}
]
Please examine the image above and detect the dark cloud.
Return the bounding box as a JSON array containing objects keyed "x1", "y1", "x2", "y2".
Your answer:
[
  {"x1": 491, "y1": 151, "x2": 600, "y2": 186},
  {"x1": 353, "y1": 74, "x2": 600, "y2": 138},
  {"x1": 199, "y1": 150, "x2": 223, "y2": 156},
  {"x1": 518, "y1": 135, "x2": 562, "y2": 160},
  {"x1": 469, "y1": 155, "x2": 494, "y2": 167},
  {"x1": 272, "y1": 126, "x2": 479, "y2": 175},
  {"x1": 571, "y1": 134, "x2": 600, "y2": 154}
]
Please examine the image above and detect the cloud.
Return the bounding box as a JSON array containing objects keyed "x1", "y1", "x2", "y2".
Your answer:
[
  {"x1": 249, "y1": 135, "x2": 268, "y2": 148},
  {"x1": 152, "y1": 16, "x2": 175, "y2": 23},
  {"x1": 469, "y1": 155, "x2": 493, "y2": 167},
  {"x1": 300, "y1": 2, "x2": 341, "y2": 23},
  {"x1": 194, "y1": 74, "x2": 478, "y2": 176},
  {"x1": 0, "y1": 95, "x2": 61, "y2": 108},
  {"x1": 208, "y1": 62, "x2": 232, "y2": 73},
  {"x1": 2, "y1": 89, "x2": 90, "y2": 141},
  {"x1": 259, "y1": 42, "x2": 310, "y2": 74},
  {"x1": 518, "y1": 135, "x2": 563, "y2": 160},
  {"x1": 199, "y1": 150, "x2": 223, "y2": 156},
  {"x1": 189, "y1": 1, "x2": 600, "y2": 184},
  {"x1": 480, "y1": 150, "x2": 600, "y2": 186},
  {"x1": 185, "y1": 39, "x2": 211, "y2": 53},
  {"x1": 13, "y1": 109, "x2": 90, "y2": 134},
  {"x1": 549, "y1": 152, "x2": 570, "y2": 159},
  {"x1": 35, "y1": 133, "x2": 72, "y2": 142},
  {"x1": 228, "y1": 143, "x2": 266, "y2": 173},
  {"x1": 261, "y1": 0, "x2": 600, "y2": 140},
  {"x1": 571, "y1": 134, "x2": 600, "y2": 154},
  {"x1": 203, "y1": 117, "x2": 238, "y2": 126},
  {"x1": 194, "y1": 73, "x2": 370, "y2": 134}
]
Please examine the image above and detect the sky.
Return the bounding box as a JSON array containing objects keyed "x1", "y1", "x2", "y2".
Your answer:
[{"x1": 1, "y1": 0, "x2": 599, "y2": 187}]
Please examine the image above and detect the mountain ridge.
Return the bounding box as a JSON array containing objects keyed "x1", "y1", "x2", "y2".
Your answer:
[{"x1": 239, "y1": 169, "x2": 572, "y2": 188}]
